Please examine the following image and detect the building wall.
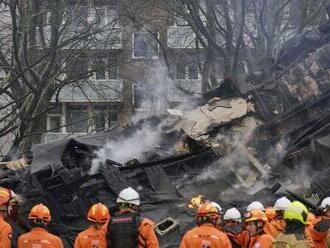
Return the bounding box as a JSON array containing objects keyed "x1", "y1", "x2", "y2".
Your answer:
[{"x1": 42, "y1": 0, "x2": 207, "y2": 142}]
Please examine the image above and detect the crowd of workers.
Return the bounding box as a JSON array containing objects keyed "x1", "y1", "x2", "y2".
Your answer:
[{"x1": 0, "y1": 185, "x2": 329, "y2": 248}]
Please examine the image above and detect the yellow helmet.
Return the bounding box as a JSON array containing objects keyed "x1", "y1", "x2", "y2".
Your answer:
[{"x1": 284, "y1": 201, "x2": 308, "y2": 224}]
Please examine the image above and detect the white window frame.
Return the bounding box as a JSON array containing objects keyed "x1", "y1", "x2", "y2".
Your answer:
[{"x1": 132, "y1": 32, "x2": 160, "y2": 59}]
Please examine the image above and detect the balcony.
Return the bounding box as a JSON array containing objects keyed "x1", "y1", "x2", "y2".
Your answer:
[
  {"x1": 42, "y1": 133, "x2": 81, "y2": 144},
  {"x1": 56, "y1": 79, "x2": 123, "y2": 102}
]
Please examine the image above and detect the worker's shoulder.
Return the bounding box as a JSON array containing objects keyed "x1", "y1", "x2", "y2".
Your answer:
[
  {"x1": 76, "y1": 228, "x2": 90, "y2": 238},
  {"x1": 0, "y1": 219, "x2": 12, "y2": 230},
  {"x1": 186, "y1": 224, "x2": 227, "y2": 237},
  {"x1": 41, "y1": 231, "x2": 63, "y2": 244},
  {"x1": 140, "y1": 217, "x2": 155, "y2": 227},
  {"x1": 260, "y1": 233, "x2": 274, "y2": 242}
]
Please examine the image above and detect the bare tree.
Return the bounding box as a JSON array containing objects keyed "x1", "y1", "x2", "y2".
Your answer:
[
  {"x1": 0, "y1": 0, "x2": 121, "y2": 156},
  {"x1": 162, "y1": 0, "x2": 328, "y2": 90}
]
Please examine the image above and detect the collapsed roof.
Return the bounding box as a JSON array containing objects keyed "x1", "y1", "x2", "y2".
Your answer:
[{"x1": 2, "y1": 21, "x2": 330, "y2": 248}]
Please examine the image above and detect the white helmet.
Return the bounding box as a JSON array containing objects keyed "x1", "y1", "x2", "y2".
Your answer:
[
  {"x1": 211, "y1": 202, "x2": 222, "y2": 213},
  {"x1": 246, "y1": 201, "x2": 265, "y2": 212},
  {"x1": 274, "y1": 197, "x2": 291, "y2": 210},
  {"x1": 117, "y1": 187, "x2": 140, "y2": 206},
  {"x1": 224, "y1": 207, "x2": 242, "y2": 222},
  {"x1": 320, "y1": 197, "x2": 330, "y2": 209}
]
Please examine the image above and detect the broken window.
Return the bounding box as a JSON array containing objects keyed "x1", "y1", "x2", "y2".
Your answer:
[
  {"x1": 67, "y1": 105, "x2": 88, "y2": 133},
  {"x1": 108, "y1": 58, "x2": 119, "y2": 79},
  {"x1": 133, "y1": 32, "x2": 159, "y2": 59}
]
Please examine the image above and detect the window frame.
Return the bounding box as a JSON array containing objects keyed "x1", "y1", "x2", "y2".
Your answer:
[
  {"x1": 46, "y1": 114, "x2": 63, "y2": 134},
  {"x1": 132, "y1": 32, "x2": 160, "y2": 59}
]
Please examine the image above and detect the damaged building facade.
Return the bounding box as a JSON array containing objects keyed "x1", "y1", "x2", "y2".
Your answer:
[
  {"x1": 42, "y1": 0, "x2": 212, "y2": 144},
  {"x1": 1, "y1": 1, "x2": 330, "y2": 248}
]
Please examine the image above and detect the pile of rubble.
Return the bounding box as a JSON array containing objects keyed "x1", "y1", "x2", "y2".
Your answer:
[{"x1": 2, "y1": 22, "x2": 330, "y2": 248}]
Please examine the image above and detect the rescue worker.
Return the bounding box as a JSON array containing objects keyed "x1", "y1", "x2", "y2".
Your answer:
[
  {"x1": 180, "y1": 202, "x2": 232, "y2": 248},
  {"x1": 305, "y1": 197, "x2": 330, "y2": 248},
  {"x1": 223, "y1": 207, "x2": 243, "y2": 248},
  {"x1": 0, "y1": 186, "x2": 13, "y2": 248},
  {"x1": 269, "y1": 197, "x2": 291, "y2": 237},
  {"x1": 246, "y1": 201, "x2": 278, "y2": 238},
  {"x1": 273, "y1": 201, "x2": 310, "y2": 248},
  {"x1": 74, "y1": 203, "x2": 110, "y2": 248},
  {"x1": 211, "y1": 201, "x2": 223, "y2": 230},
  {"x1": 18, "y1": 203, "x2": 64, "y2": 248},
  {"x1": 107, "y1": 187, "x2": 159, "y2": 248},
  {"x1": 244, "y1": 210, "x2": 274, "y2": 248}
]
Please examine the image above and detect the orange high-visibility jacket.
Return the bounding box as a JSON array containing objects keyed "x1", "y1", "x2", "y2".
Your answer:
[
  {"x1": 232, "y1": 229, "x2": 274, "y2": 248},
  {"x1": 74, "y1": 225, "x2": 107, "y2": 248},
  {"x1": 245, "y1": 233, "x2": 273, "y2": 248},
  {"x1": 180, "y1": 223, "x2": 232, "y2": 248},
  {"x1": 138, "y1": 218, "x2": 159, "y2": 248},
  {"x1": 0, "y1": 215, "x2": 12, "y2": 248},
  {"x1": 305, "y1": 216, "x2": 330, "y2": 248},
  {"x1": 18, "y1": 227, "x2": 64, "y2": 248}
]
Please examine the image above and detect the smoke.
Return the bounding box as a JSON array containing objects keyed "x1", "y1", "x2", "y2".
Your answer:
[
  {"x1": 90, "y1": 61, "x2": 197, "y2": 174},
  {"x1": 89, "y1": 123, "x2": 162, "y2": 174}
]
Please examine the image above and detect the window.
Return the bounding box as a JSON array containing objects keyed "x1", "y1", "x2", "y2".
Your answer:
[
  {"x1": 108, "y1": 58, "x2": 119, "y2": 79},
  {"x1": 92, "y1": 104, "x2": 118, "y2": 131},
  {"x1": 188, "y1": 63, "x2": 199, "y2": 79},
  {"x1": 49, "y1": 116, "x2": 61, "y2": 133},
  {"x1": 176, "y1": 63, "x2": 186, "y2": 79},
  {"x1": 133, "y1": 32, "x2": 159, "y2": 59},
  {"x1": 95, "y1": 8, "x2": 107, "y2": 28},
  {"x1": 69, "y1": 6, "x2": 89, "y2": 31},
  {"x1": 93, "y1": 59, "x2": 106, "y2": 80},
  {"x1": 176, "y1": 62, "x2": 199, "y2": 79},
  {"x1": 133, "y1": 84, "x2": 157, "y2": 109},
  {"x1": 67, "y1": 105, "x2": 88, "y2": 133},
  {"x1": 67, "y1": 57, "x2": 88, "y2": 78},
  {"x1": 47, "y1": 104, "x2": 62, "y2": 133},
  {"x1": 174, "y1": 15, "x2": 188, "y2": 26},
  {"x1": 108, "y1": 110, "x2": 118, "y2": 127}
]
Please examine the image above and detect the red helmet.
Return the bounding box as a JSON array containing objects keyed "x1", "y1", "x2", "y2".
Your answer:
[
  {"x1": 0, "y1": 187, "x2": 11, "y2": 206},
  {"x1": 87, "y1": 203, "x2": 110, "y2": 224},
  {"x1": 28, "y1": 204, "x2": 51, "y2": 222},
  {"x1": 197, "y1": 203, "x2": 220, "y2": 221}
]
